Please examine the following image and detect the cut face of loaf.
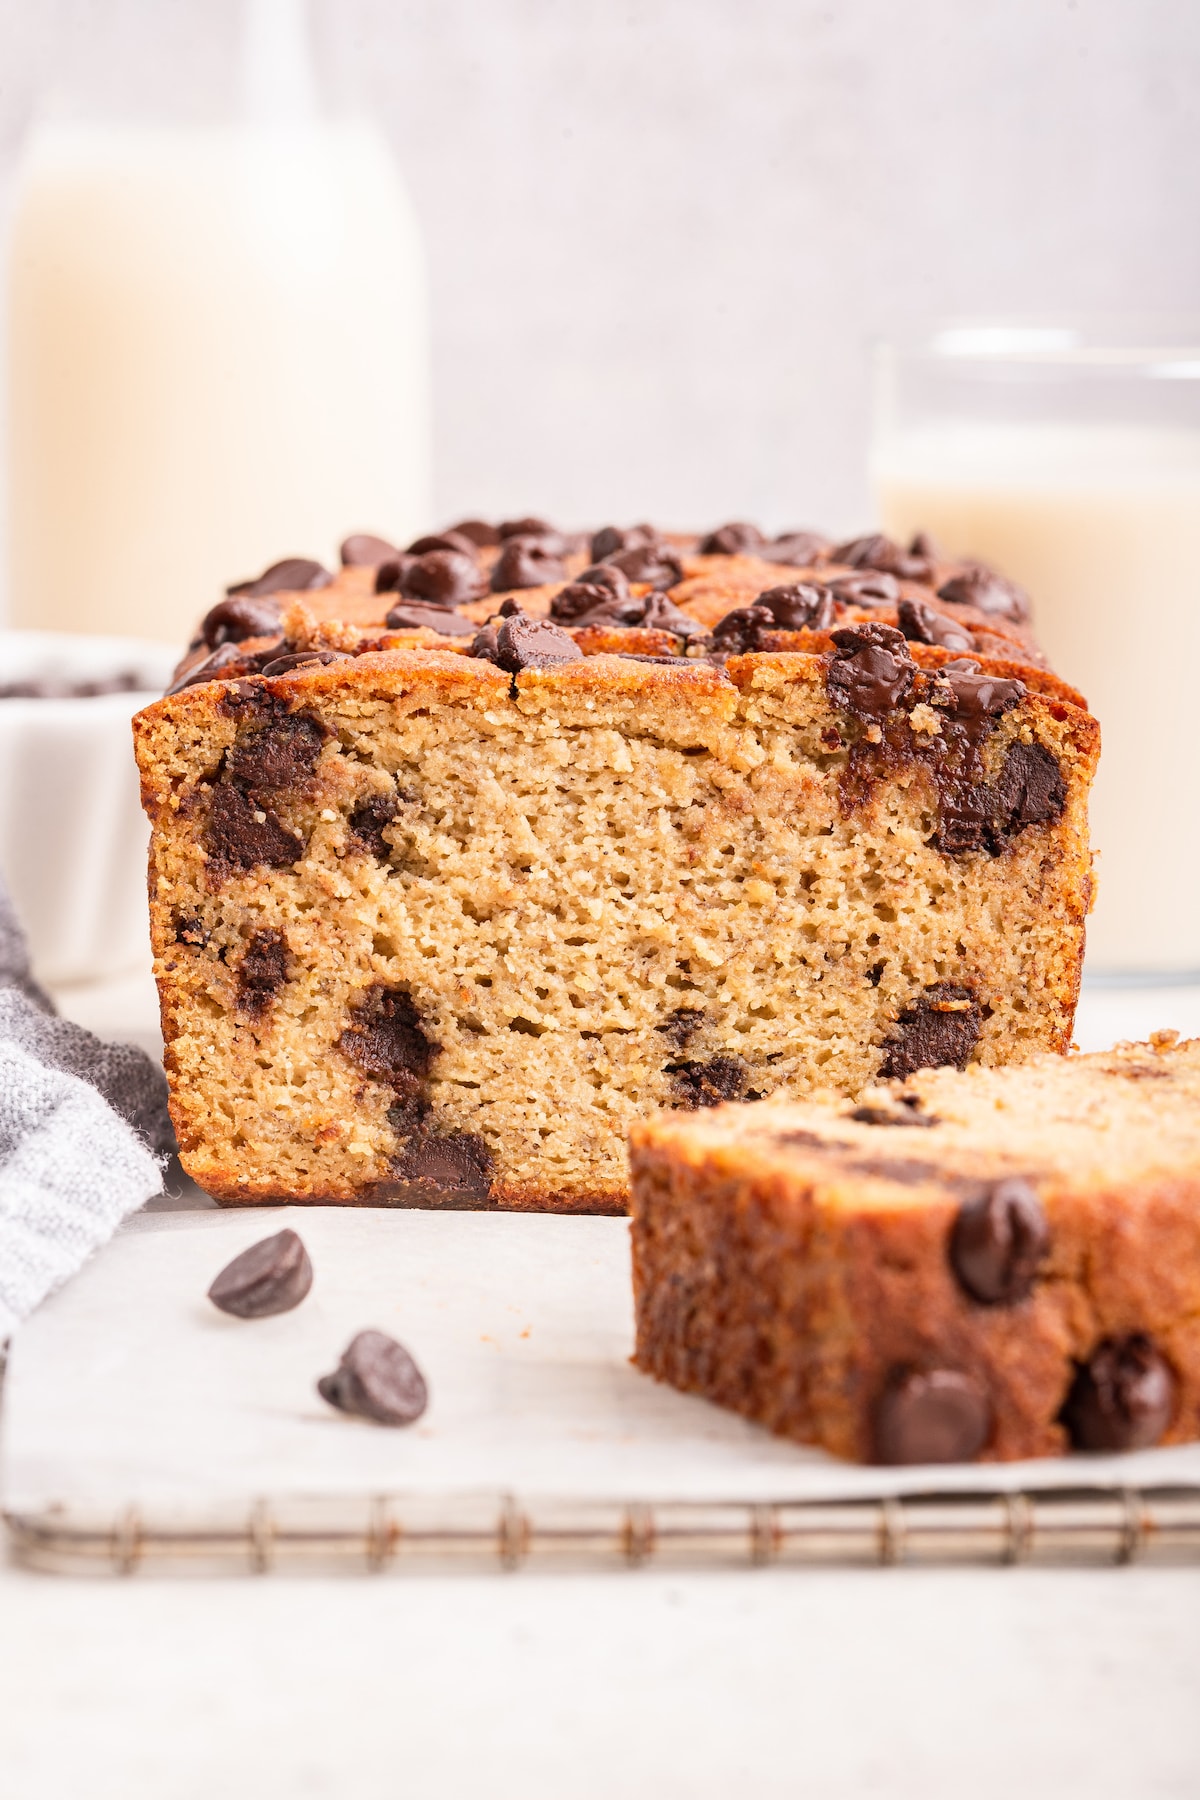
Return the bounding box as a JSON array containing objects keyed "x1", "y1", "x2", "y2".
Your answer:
[
  {"x1": 630, "y1": 1034, "x2": 1200, "y2": 1464},
  {"x1": 133, "y1": 634, "x2": 1097, "y2": 1210}
]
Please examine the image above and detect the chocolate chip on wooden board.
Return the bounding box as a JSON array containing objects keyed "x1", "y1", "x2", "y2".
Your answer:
[
  {"x1": 1060, "y1": 1335, "x2": 1175, "y2": 1451},
  {"x1": 208, "y1": 1228, "x2": 313, "y2": 1318},
  {"x1": 317, "y1": 1329, "x2": 429, "y2": 1425},
  {"x1": 950, "y1": 1178, "x2": 1049, "y2": 1304},
  {"x1": 874, "y1": 1367, "x2": 992, "y2": 1464},
  {"x1": 227, "y1": 557, "x2": 332, "y2": 598}
]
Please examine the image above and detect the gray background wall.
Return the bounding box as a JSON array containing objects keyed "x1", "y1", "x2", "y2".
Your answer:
[{"x1": 2, "y1": 0, "x2": 1198, "y2": 536}]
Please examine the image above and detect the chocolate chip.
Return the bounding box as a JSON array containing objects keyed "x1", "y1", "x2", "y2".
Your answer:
[
  {"x1": 174, "y1": 913, "x2": 209, "y2": 947},
  {"x1": 874, "y1": 1368, "x2": 991, "y2": 1464},
  {"x1": 1061, "y1": 1335, "x2": 1175, "y2": 1451},
  {"x1": 227, "y1": 557, "x2": 332, "y2": 598},
  {"x1": 382, "y1": 1130, "x2": 495, "y2": 1205},
  {"x1": 551, "y1": 579, "x2": 641, "y2": 626},
  {"x1": 348, "y1": 793, "x2": 398, "y2": 859},
  {"x1": 590, "y1": 524, "x2": 659, "y2": 562},
  {"x1": 759, "y1": 530, "x2": 830, "y2": 566},
  {"x1": 639, "y1": 591, "x2": 706, "y2": 637},
  {"x1": 937, "y1": 567, "x2": 1030, "y2": 624},
  {"x1": 993, "y1": 741, "x2": 1066, "y2": 829},
  {"x1": 491, "y1": 536, "x2": 568, "y2": 592},
  {"x1": 711, "y1": 605, "x2": 775, "y2": 655},
  {"x1": 669, "y1": 1056, "x2": 748, "y2": 1109},
  {"x1": 401, "y1": 548, "x2": 487, "y2": 606},
  {"x1": 755, "y1": 583, "x2": 839, "y2": 630},
  {"x1": 208, "y1": 1228, "x2": 313, "y2": 1319},
  {"x1": 373, "y1": 555, "x2": 417, "y2": 594},
  {"x1": 879, "y1": 984, "x2": 981, "y2": 1079},
  {"x1": 224, "y1": 711, "x2": 326, "y2": 797},
  {"x1": 317, "y1": 1330, "x2": 428, "y2": 1426},
  {"x1": 934, "y1": 663, "x2": 1025, "y2": 720},
  {"x1": 340, "y1": 533, "x2": 398, "y2": 567},
  {"x1": 406, "y1": 530, "x2": 480, "y2": 558},
  {"x1": 826, "y1": 623, "x2": 915, "y2": 718},
  {"x1": 384, "y1": 600, "x2": 476, "y2": 636},
  {"x1": 493, "y1": 614, "x2": 584, "y2": 672},
  {"x1": 897, "y1": 597, "x2": 975, "y2": 653},
  {"x1": 259, "y1": 649, "x2": 353, "y2": 678},
  {"x1": 826, "y1": 570, "x2": 901, "y2": 606},
  {"x1": 849, "y1": 1100, "x2": 938, "y2": 1128},
  {"x1": 468, "y1": 621, "x2": 502, "y2": 662},
  {"x1": 236, "y1": 928, "x2": 289, "y2": 1018},
  {"x1": 832, "y1": 533, "x2": 932, "y2": 582},
  {"x1": 909, "y1": 530, "x2": 940, "y2": 559},
  {"x1": 203, "y1": 784, "x2": 304, "y2": 881},
  {"x1": 447, "y1": 518, "x2": 501, "y2": 546},
  {"x1": 201, "y1": 594, "x2": 286, "y2": 648},
  {"x1": 950, "y1": 1178, "x2": 1048, "y2": 1304},
  {"x1": 339, "y1": 986, "x2": 435, "y2": 1099},
  {"x1": 698, "y1": 522, "x2": 764, "y2": 555},
  {"x1": 657, "y1": 1007, "x2": 705, "y2": 1048},
  {"x1": 499, "y1": 515, "x2": 557, "y2": 540},
  {"x1": 166, "y1": 642, "x2": 248, "y2": 696},
  {"x1": 602, "y1": 544, "x2": 684, "y2": 589}
]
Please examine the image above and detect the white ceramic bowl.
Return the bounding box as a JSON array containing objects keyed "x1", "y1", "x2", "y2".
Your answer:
[{"x1": 0, "y1": 631, "x2": 179, "y2": 986}]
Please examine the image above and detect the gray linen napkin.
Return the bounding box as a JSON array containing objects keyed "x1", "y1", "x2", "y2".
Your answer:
[{"x1": 0, "y1": 877, "x2": 172, "y2": 1337}]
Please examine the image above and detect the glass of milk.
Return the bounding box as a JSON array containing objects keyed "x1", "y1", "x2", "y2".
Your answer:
[
  {"x1": 5, "y1": 0, "x2": 431, "y2": 649},
  {"x1": 872, "y1": 323, "x2": 1200, "y2": 981}
]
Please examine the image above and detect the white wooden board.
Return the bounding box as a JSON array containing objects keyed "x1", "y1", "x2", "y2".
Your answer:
[{"x1": 5, "y1": 1205, "x2": 1200, "y2": 1514}]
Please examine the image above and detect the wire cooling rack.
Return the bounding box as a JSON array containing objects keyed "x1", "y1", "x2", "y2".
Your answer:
[{"x1": 9, "y1": 1484, "x2": 1200, "y2": 1577}]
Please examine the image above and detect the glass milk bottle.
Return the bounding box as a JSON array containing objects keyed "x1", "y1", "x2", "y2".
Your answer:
[
  {"x1": 871, "y1": 325, "x2": 1200, "y2": 979},
  {"x1": 6, "y1": 0, "x2": 431, "y2": 648}
]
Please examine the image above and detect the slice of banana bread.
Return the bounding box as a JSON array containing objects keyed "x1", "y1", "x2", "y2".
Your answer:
[
  {"x1": 630, "y1": 1033, "x2": 1200, "y2": 1463},
  {"x1": 134, "y1": 604, "x2": 1096, "y2": 1210}
]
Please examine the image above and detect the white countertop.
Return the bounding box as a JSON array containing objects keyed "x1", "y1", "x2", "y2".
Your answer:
[{"x1": 2, "y1": 972, "x2": 1197, "y2": 1799}]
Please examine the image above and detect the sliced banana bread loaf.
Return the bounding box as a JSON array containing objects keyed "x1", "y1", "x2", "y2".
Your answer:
[{"x1": 134, "y1": 607, "x2": 1096, "y2": 1210}]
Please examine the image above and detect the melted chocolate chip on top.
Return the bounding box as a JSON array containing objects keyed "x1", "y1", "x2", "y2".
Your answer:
[
  {"x1": 227, "y1": 557, "x2": 332, "y2": 598},
  {"x1": 491, "y1": 537, "x2": 568, "y2": 592},
  {"x1": 698, "y1": 521, "x2": 764, "y2": 556},
  {"x1": 938, "y1": 566, "x2": 1031, "y2": 624},
  {"x1": 826, "y1": 623, "x2": 916, "y2": 718}
]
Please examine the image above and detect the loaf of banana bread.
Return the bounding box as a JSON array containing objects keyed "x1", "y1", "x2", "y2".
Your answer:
[
  {"x1": 630, "y1": 1034, "x2": 1200, "y2": 1464},
  {"x1": 134, "y1": 516, "x2": 1096, "y2": 1210}
]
